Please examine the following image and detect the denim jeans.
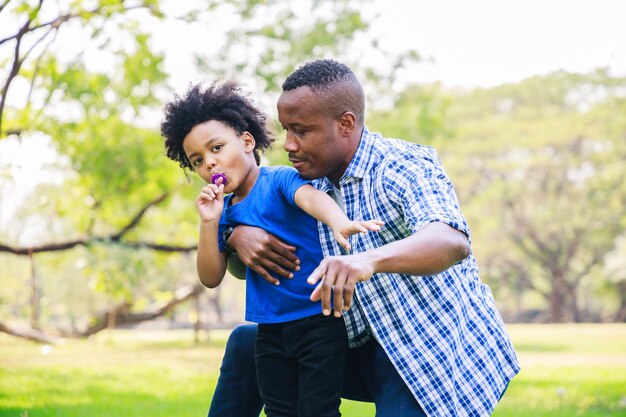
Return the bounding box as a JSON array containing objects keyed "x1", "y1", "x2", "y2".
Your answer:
[
  {"x1": 207, "y1": 323, "x2": 426, "y2": 417},
  {"x1": 207, "y1": 325, "x2": 263, "y2": 417}
]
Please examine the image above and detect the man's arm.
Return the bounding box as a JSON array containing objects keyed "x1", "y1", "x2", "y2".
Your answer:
[
  {"x1": 227, "y1": 225, "x2": 300, "y2": 285},
  {"x1": 358, "y1": 221, "x2": 469, "y2": 276},
  {"x1": 307, "y1": 222, "x2": 470, "y2": 316}
]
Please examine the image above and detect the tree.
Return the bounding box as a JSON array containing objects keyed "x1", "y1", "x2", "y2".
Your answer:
[
  {"x1": 443, "y1": 71, "x2": 626, "y2": 322},
  {"x1": 0, "y1": 0, "x2": 417, "y2": 340},
  {"x1": 495, "y1": 135, "x2": 625, "y2": 322},
  {"x1": 367, "y1": 69, "x2": 626, "y2": 322}
]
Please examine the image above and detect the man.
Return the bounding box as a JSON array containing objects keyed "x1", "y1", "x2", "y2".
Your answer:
[{"x1": 208, "y1": 59, "x2": 520, "y2": 417}]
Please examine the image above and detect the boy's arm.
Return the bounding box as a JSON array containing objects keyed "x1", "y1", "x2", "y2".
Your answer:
[
  {"x1": 197, "y1": 221, "x2": 228, "y2": 288},
  {"x1": 194, "y1": 183, "x2": 228, "y2": 288},
  {"x1": 294, "y1": 184, "x2": 382, "y2": 251}
]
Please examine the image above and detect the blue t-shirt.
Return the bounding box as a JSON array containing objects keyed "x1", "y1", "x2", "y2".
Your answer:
[{"x1": 218, "y1": 166, "x2": 324, "y2": 324}]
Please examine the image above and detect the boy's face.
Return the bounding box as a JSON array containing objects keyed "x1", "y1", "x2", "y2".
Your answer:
[
  {"x1": 183, "y1": 120, "x2": 256, "y2": 193},
  {"x1": 277, "y1": 86, "x2": 350, "y2": 184}
]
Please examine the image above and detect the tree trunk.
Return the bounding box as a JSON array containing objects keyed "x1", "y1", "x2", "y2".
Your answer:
[
  {"x1": 193, "y1": 292, "x2": 201, "y2": 344},
  {"x1": 567, "y1": 282, "x2": 581, "y2": 323},
  {"x1": 209, "y1": 287, "x2": 224, "y2": 324},
  {"x1": 29, "y1": 252, "x2": 41, "y2": 330},
  {"x1": 549, "y1": 272, "x2": 566, "y2": 322},
  {"x1": 615, "y1": 281, "x2": 626, "y2": 322}
]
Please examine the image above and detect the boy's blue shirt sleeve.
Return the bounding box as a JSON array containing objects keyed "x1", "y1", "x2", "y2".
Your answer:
[{"x1": 271, "y1": 166, "x2": 312, "y2": 207}]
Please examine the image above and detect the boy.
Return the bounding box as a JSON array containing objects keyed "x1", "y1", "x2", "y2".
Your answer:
[{"x1": 161, "y1": 81, "x2": 382, "y2": 417}]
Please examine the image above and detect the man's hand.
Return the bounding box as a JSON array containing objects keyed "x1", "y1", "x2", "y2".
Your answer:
[
  {"x1": 228, "y1": 225, "x2": 300, "y2": 285},
  {"x1": 307, "y1": 252, "x2": 375, "y2": 317}
]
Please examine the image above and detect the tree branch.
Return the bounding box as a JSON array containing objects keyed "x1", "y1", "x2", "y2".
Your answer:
[
  {"x1": 0, "y1": 192, "x2": 198, "y2": 255},
  {"x1": 0, "y1": 283, "x2": 206, "y2": 342},
  {"x1": 70, "y1": 283, "x2": 205, "y2": 337},
  {"x1": 0, "y1": 2, "x2": 152, "y2": 134},
  {"x1": 0, "y1": 321, "x2": 57, "y2": 344},
  {"x1": 0, "y1": 4, "x2": 147, "y2": 47},
  {"x1": 0, "y1": 0, "x2": 11, "y2": 14},
  {"x1": 110, "y1": 193, "x2": 168, "y2": 241},
  {"x1": 0, "y1": 26, "x2": 57, "y2": 133},
  {"x1": 0, "y1": 1, "x2": 42, "y2": 134},
  {"x1": 26, "y1": 28, "x2": 58, "y2": 106}
]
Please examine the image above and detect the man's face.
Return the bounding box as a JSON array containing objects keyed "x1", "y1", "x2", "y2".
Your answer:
[{"x1": 277, "y1": 86, "x2": 349, "y2": 183}]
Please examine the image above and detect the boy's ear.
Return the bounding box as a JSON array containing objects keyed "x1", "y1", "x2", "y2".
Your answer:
[{"x1": 242, "y1": 131, "x2": 256, "y2": 152}]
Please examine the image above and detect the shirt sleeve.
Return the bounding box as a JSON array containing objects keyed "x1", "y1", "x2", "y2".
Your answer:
[
  {"x1": 382, "y1": 146, "x2": 471, "y2": 240},
  {"x1": 271, "y1": 166, "x2": 312, "y2": 207}
]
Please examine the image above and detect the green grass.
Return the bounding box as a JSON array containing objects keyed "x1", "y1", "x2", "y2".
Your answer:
[
  {"x1": 0, "y1": 324, "x2": 624, "y2": 416},
  {"x1": 493, "y1": 324, "x2": 626, "y2": 417}
]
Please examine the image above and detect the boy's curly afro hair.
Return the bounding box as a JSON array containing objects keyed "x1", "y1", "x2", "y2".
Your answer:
[{"x1": 161, "y1": 81, "x2": 274, "y2": 170}]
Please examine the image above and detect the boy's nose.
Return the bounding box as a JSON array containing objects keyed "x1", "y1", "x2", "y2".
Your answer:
[{"x1": 204, "y1": 156, "x2": 217, "y2": 169}]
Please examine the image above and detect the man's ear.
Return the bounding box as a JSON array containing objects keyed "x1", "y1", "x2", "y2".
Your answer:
[
  {"x1": 339, "y1": 112, "x2": 357, "y2": 136},
  {"x1": 242, "y1": 131, "x2": 256, "y2": 152}
]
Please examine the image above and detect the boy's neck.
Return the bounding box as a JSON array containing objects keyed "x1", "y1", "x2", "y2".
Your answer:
[{"x1": 231, "y1": 165, "x2": 260, "y2": 204}]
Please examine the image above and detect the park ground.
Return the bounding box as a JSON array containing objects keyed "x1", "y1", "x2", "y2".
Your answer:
[{"x1": 0, "y1": 324, "x2": 625, "y2": 416}]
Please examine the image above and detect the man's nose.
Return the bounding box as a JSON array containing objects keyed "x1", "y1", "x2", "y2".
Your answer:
[{"x1": 283, "y1": 132, "x2": 298, "y2": 152}]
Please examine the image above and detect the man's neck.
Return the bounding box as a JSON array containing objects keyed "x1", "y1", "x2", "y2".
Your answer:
[{"x1": 328, "y1": 126, "x2": 364, "y2": 187}]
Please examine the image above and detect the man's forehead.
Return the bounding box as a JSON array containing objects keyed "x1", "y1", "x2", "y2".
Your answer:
[
  {"x1": 279, "y1": 85, "x2": 318, "y2": 104},
  {"x1": 278, "y1": 87, "x2": 326, "y2": 117}
]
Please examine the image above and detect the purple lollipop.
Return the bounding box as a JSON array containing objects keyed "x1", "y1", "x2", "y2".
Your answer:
[{"x1": 211, "y1": 173, "x2": 228, "y2": 186}]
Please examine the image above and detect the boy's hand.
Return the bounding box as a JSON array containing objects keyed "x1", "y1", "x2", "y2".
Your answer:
[
  {"x1": 333, "y1": 220, "x2": 384, "y2": 252},
  {"x1": 196, "y1": 183, "x2": 224, "y2": 223}
]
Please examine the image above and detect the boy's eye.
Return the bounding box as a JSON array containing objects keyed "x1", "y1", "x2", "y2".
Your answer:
[
  {"x1": 193, "y1": 157, "x2": 203, "y2": 167},
  {"x1": 212, "y1": 144, "x2": 223, "y2": 152}
]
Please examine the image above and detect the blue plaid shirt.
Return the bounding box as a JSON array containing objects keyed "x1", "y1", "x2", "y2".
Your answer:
[{"x1": 312, "y1": 128, "x2": 520, "y2": 417}]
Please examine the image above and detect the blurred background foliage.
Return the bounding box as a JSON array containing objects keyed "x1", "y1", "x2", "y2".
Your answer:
[{"x1": 0, "y1": 0, "x2": 625, "y2": 343}]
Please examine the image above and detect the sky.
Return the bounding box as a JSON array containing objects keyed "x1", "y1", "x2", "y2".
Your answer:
[
  {"x1": 147, "y1": 0, "x2": 626, "y2": 92},
  {"x1": 1, "y1": 0, "x2": 626, "y2": 233},
  {"x1": 368, "y1": 0, "x2": 626, "y2": 88}
]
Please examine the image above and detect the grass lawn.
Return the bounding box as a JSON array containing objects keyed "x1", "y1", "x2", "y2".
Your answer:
[{"x1": 0, "y1": 324, "x2": 624, "y2": 416}]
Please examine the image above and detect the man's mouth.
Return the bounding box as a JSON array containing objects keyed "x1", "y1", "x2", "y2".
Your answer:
[
  {"x1": 288, "y1": 155, "x2": 306, "y2": 163},
  {"x1": 289, "y1": 158, "x2": 307, "y2": 169}
]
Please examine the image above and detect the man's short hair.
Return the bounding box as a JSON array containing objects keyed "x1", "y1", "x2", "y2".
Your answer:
[{"x1": 282, "y1": 59, "x2": 365, "y2": 124}]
